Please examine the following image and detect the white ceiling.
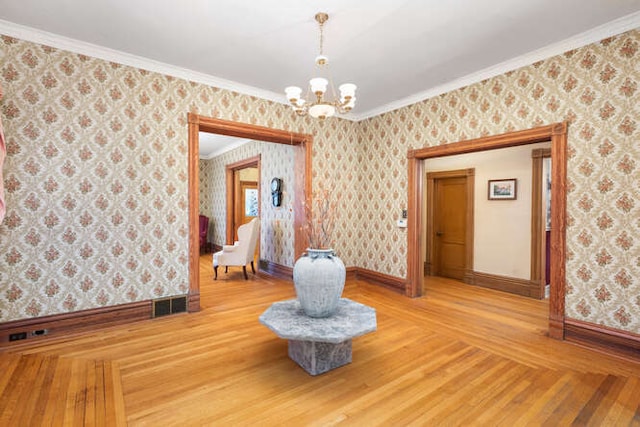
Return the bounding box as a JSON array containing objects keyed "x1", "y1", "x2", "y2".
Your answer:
[
  {"x1": 198, "y1": 133, "x2": 251, "y2": 159},
  {"x1": 1, "y1": 0, "x2": 640, "y2": 123}
]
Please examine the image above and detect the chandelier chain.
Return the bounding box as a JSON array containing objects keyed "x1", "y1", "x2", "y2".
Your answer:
[{"x1": 318, "y1": 19, "x2": 324, "y2": 56}]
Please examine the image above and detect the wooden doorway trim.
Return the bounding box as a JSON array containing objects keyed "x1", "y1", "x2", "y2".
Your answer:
[
  {"x1": 407, "y1": 123, "x2": 567, "y2": 339},
  {"x1": 225, "y1": 155, "x2": 261, "y2": 245},
  {"x1": 425, "y1": 168, "x2": 475, "y2": 281},
  {"x1": 531, "y1": 148, "x2": 552, "y2": 299},
  {"x1": 188, "y1": 114, "x2": 313, "y2": 312}
]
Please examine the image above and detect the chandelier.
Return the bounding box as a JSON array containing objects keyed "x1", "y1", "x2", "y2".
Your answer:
[{"x1": 285, "y1": 12, "x2": 357, "y2": 119}]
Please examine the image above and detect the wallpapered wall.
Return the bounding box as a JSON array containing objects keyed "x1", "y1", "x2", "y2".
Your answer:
[
  {"x1": 199, "y1": 140, "x2": 296, "y2": 267},
  {"x1": 0, "y1": 34, "x2": 356, "y2": 323},
  {"x1": 358, "y1": 30, "x2": 640, "y2": 332},
  {"x1": 198, "y1": 159, "x2": 214, "y2": 238},
  {"x1": 0, "y1": 29, "x2": 638, "y2": 334}
]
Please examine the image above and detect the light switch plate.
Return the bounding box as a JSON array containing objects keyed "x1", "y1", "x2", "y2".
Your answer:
[{"x1": 397, "y1": 219, "x2": 407, "y2": 228}]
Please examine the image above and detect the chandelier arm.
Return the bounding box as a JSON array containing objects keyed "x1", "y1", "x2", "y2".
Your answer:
[{"x1": 338, "y1": 98, "x2": 352, "y2": 107}]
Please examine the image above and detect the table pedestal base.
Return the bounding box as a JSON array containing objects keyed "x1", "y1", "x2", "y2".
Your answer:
[{"x1": 288, "y1": 339, "x2": 352, "y2": 376}]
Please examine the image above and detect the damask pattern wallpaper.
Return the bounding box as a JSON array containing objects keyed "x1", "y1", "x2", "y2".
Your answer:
[
  {"x1": 0, "y1": 29, "x2": 638, "y2": 334},
  {"x1": 0, "y1": 34, "x2": 355, "y2": 322},
  {"x1": 198, "y1": 158, "x2": 214, "y2": 240}
]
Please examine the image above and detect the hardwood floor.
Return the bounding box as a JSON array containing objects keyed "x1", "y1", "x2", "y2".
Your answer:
[{"x1": 1, "y1": 254, "x2": 639, "y2": 425}]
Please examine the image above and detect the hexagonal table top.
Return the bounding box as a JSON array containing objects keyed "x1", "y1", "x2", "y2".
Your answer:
[{"x1": 259, "y1": 298, "x2": 377, "y2": 344}]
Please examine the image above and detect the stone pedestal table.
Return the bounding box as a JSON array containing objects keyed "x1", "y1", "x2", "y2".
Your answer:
[{"x1": 259, "y1": 298, "x2": 377, "y2": 375}]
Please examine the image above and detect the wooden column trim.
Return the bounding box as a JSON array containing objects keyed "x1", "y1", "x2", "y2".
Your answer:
[
  {"x1": 187, "y1": 114, "x2": 201, "y2": 311},
  {"x1": 530, "y1": 149, "x2": 543, "y2": 287},
  {"x1": 294, "y1": 138, "x2": 313, "y2": 259},
  {"x1": 530, "y1": 148, "x2": 551, "y2": 298},
  {"x1": 425, "y1": 174, "x2": 434, "y2": 276},
  {"x1": 406, "y1": 154, "x2": 423, "y2": 297},
  {"x1": 225, "y1": 165, "x2": 234, "y2": 245},
  {"x1": 464, "y1": 168, "x2": 475, "y2": 283},
  {"x1": 549, "y1": 123, "x2": 568, "y2": 339}
]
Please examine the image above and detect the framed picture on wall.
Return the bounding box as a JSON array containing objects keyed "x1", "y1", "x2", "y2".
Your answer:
[{"x1": 488, "y1": 178, "x2": 517, "y2": 200}]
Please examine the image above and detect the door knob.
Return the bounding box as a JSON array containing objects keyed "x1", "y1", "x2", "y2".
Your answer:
[{"x1": 436, "y1": 231, "x2": 443, "y2": 236}]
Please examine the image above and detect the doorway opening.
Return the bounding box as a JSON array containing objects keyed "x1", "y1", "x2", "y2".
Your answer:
[
  {"x1": 225, "y1": 156, "x2": 260, "y2": 244},
  {"x1": 407, "y1": 123, "x2": 567, "y2": 339},
  {"x1": 187, "y1": 114, "x2": 313, "y2": 312},
  {"x1": 424, "y1": 142, "x2": 551, "y2": 299},
  {"x1": 224, "y1": 156, "x2": 260, "y2": 266}
]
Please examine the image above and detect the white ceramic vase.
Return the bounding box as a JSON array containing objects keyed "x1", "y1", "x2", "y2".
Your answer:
[{"x1": 293, "y1": 249, "x2": 346, "y2": 318}]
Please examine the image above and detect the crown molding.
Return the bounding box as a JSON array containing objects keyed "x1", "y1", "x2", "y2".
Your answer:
[
  {"x1": 2, "y1": 11, "x2": 639, "y2": 124},
  {"x1": 352, "y1": 11, "x2": 640, "y2": 121},
  {"x1": 0, "y1": 19, "x2": 288, "y2": 107}
]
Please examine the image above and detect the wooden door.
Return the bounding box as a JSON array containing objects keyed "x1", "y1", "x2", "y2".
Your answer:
[{"x1": 433, "y1": 176, "x2": 467, "y2": 280}]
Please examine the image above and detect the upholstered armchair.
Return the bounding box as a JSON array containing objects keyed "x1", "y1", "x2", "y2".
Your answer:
[
  {"x1": 199, "y1": 215, "x2": 209, "y2": 253},
  {"x1": 213, "y1": 218, "x2": 260, "y2": 280}
]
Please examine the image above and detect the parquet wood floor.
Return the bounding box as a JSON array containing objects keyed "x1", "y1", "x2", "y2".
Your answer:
[{"x1": 1, "y1": 254, "x2": 639, "y2": 425}]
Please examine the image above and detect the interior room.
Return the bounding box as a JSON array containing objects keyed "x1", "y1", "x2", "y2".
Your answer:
[{"x1": 0, "y1": 1, "x2": 639, "y2": 424}]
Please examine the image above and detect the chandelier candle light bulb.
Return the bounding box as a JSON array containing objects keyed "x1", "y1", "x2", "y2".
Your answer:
[
  {"x1": 285, "y1": 12, "x2": 357, "y2": 119},
  {"x1": 285, "y1": 86, "x2": 302, "y2": 103},
  {"x1": 310, "y1": 77, "x2": 328, "y2": 98}
]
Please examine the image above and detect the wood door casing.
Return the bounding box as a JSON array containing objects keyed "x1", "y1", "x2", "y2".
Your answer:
[
  {"x1": 531, "y1": 147, "x2": 552, "y2": 299},
  {"x1": 426, "y1": 169, "x2": 475, "y2": 282},
  {"x1": 225, "y1": 157, "x2": 260, "y2": 245}
]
